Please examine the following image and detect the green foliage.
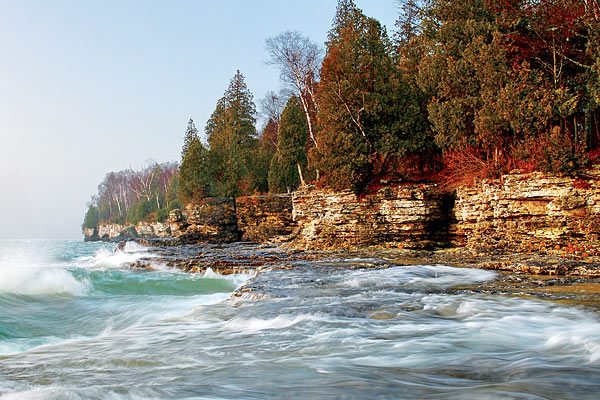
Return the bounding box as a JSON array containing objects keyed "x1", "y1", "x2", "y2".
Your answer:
[
  {"x1": 165, "y1": 172, "x2": 180, "y2": 210},
  {"x1": 205, "y1": 70, "x2": 263, "y2": 197},
  {"x1": 178, "y1": 137, "x2": 209, "y2": 204},
  {"x1": 86, "y1": 162, "x2": 178, "y2": 227},
  {"x1": 181, "y1": 119, "x2": 199, "y2": 159},
  {"x1": 82, "y1": 205, "x2": 99, "y2": 229},
  {"x1": 155, "y1": 208, "x2": 168, "y2": 222},
  {"x1": 128, "y1": 199, "x2": 155, "y2": 225},
  {"x1": 414, "y1": 0, "x2": 597, "y2": 178},
  {"x1": 314, "y1": 0, "x2": 429, "y2": 190},
  {"x1": 417, "y1": 0, "x2": 505, "y2": 152},
  {"x1": 268, "y1": 96, "x2": 308, "y2": 192}
]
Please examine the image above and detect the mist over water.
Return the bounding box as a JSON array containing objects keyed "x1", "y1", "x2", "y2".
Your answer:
[{"x1": 1, "y1": 240, "x2": 599, "y2": 399}]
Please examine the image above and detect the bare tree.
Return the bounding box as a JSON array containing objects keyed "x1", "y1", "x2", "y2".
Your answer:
[
  {"x1": 129, "y1": 161, "x2": 158, "y2": 203},
  {"x1": 265, "y1": 31, "x2": 323, "y2": 148},
  {"x1": 259, "y1": 90, "x2": 289, "y2": 127}
]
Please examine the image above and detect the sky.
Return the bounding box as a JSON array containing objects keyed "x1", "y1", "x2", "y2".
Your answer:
[{"x1": 0, "y1": 0, "x2": 400, "y2": 239}]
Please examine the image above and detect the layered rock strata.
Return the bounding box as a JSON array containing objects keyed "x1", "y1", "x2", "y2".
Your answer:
[
  {"x1": 235, "y1": 195, "x2": 296, "y2": 242},
  {"x1": 292, "y1": 184, "x2": 452, "y2": 249},
  {"x1": 452, "y1": 167, "x2": 600, "y2": 252},
  {"x1": 169, "y1": 198, "x2": 238, "y2": 243},
  {"x1": 83, "y1": 223, "x2": 170, "y2": 242},
  {"x1": 84, "y1": 167, "x2": 600, "y2": 254},
  {"x1": 84, "y1": 195, "x2": 295, "y2": 245}
]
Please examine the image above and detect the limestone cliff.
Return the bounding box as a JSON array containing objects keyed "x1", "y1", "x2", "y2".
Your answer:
[
  {"x1": 451, "y1": 167, "x2": 600, "y2": 251},
  {"x1": 235, "y1": 195, "x2": 296, "y2": 242},
  {"x1": 83, "y1": 222, "x2": 172, "y2": 242},
  {"x1": 83, "y1": 167, "x2": 600, "y2": 254},
  {"x1": 292, "y1": 184, "x2": 451, "y2": 249},
  {"x1": 83, "y1": 195, "x2": 295, "y2": 245}
]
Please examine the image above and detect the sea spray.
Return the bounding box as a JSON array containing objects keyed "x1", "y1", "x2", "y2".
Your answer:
[
  {"x1": 1, "y1": 240, "x2": 600, "y2": 399},
  {"x1": 0, "y1": 240, "x2": 252, "y2": 359}
]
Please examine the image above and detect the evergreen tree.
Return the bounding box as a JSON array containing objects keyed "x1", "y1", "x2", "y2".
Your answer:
[
  {"x1": 415, "y1": 0, "x2": 594, "y2": 175},
  {"x1": 181, "y1": 119, "x2": 199, "y2": 159},
  {"x1": 82, "y1": 205, "x2": 99, "y2": 229},
  {"x1": 165, "y1": 172, "x2": 179, "y2": 210},
  {"x1": 178, "y1": 136, "x2": 209, "y2": 203},
  {"x1": 205, "y1": 70, "x2": 260, "y2": 197},
  {"x1": 268, "y1": 96, "x2": 308, "y2": 192},
  {"x1": 417, "y1": 0, "x2": 509, "y2": 153},
  {"x1": 314, "y1": 0, "x2": 428, "y2": 190}
]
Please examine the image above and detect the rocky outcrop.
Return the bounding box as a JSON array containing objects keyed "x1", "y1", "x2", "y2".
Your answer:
[
  {"x1": 235, "y1": 195, "x2": 297, "y2": 242},
  {"x1": 168, "y1": 198, "x2": 238, "y2": 243},
  {"x1": 85, "y1": 195, "x2": 298, "y2": 244},
  {"x1": 84, "y1": 167, "x2": 600, "y2": 253},
  {"x1": 82, "y1": 227, "x2": 99, "y2": 242},
  {"x1": 292, "y1": 184, "x2": 453, "y2": 249},
  {"x1": 451, "y1": 167, "x2": 600, "y2": 252},
  {"x1": 84, "y1": 222, "x2": 171, "y2": 242},
  {"x1": 290, "y1": 167, "x2": 600, "y2": 252}
]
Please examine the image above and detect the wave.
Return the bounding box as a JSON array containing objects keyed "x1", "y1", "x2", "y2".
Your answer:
[
  {"x1": 0, "y1": 263, "x2": 86, "y2": 297},
  {"x1": 421, "y1": 294, "x2": 600, "y2": 365},
  {"x1": 337, "y1": 264, "x2": 496, "y2": 290},
  {"x1": 74, "y1": 246, "x2": 156, "y2": 271},
  {"x1": 224, "y1": 314, "x2": 324, "y2": 334}
]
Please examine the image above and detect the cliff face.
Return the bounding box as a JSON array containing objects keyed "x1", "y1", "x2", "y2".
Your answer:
[
  {"x1": 452, "y1": 167, "x2": 600, "y2": 251},
  {"x1": 235, "y1": 195, "x2": 296, "y2": 242},
  {"x1": 84, "y1": 167, "x2": 600, "y2": 253},
  {"x1": 290, "y1": 169, "x2": 600, "y2": 251},
  {"x1": 292, "y1": 184, "x2": 452, "y2": 249},
  {"x1": 84, "y1": 195, "x2": 295, "y2": 244},
  {"x1": 169, "y1": 198, "x2": 238, "y2": 243},
  {"x1": 83, "y1": 222, "x2": 172, "y2": 242}
]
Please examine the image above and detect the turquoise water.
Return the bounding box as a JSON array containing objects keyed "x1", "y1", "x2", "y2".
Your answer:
[{"x1": 1, "y1": 240, "x2": 600, "y2": 399}]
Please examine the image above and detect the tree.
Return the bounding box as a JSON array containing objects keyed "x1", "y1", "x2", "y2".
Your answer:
[
  {"x1": 260, "y1": 118, "x2": 279, "y2": 154},
  {"x1": 268, "y1": 96, "x2": 308, "y2": 192},
  {"x1": 181, "y1": 119, "x2": 199, "y2": 159},
  {"x1": 259, "y1": 90, "x2": 288, "y2": 127},
  {"x1": 493, "y1": 0, "x2": 595, "y2": 155},
  {"x1": 265, "y1": 31, "x2": 323, "y2": 149},
  {"x1": 394, "y1": 0, "x2": 425, "y2": 54},
  {"x1": 314, "y1": 0, "x2": 428, "y2": 190},
  {"x1": 178, "y1": 136, "x2": 209, "y2": 203},
  {"x1": 82, "y1": 204, "x2": 99, "y2": 229},
  {"x1": 85, "y1": 161, "x2": 179, "y2": 226},
  {"x1": 205, "y1": 70, "x2": 260, "y2": 197}
]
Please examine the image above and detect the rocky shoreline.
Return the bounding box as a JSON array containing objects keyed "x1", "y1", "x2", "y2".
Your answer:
[
  {"x1": 91, "y1": 167, "x2": 600, "y2": 309},
  {"x1": 119, "y1": 240, "x2": 600, "y2": 310}
]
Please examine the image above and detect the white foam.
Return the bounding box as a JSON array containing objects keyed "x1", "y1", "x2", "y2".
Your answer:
[
  {"x1": 200, "y1": 267, "x2": 256, "y2": 286},
  {"x1": 338, "y1": 265, "x2": 496, "y2": 290},
  {"x1": 0, "y1": 263, "x2": 86, "y2": 296},
  {"x1": 121, "y1": 241, "x2": 149, "y2": 253},
  {"x1": 545, "y1": 322, "x2": 600, "y2": 363},
  {"x1": 75, "y1": 247, "x2": 156, "y2": 270},
  {"x1": 224, "y1": 314, "x2": 322, "y2": 334}
]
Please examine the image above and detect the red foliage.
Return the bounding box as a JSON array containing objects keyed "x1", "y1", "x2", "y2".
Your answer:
[
  {"x1": 437, "y1": 148, "x2": 498, "y2": 189},
  {"x1": 488, "y1": 0, "x2": 588, "y2": 80},
  {"x1": 574, "y1": 178, "x2": 591, "y2": 190}
]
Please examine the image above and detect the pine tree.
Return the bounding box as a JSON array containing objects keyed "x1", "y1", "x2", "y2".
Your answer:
[
  {"x1": 82, "y1": 204, "x2": 99, "y2": 229},
  {"x1": 205, "y1": 70, "x2": 260, "y2": 197},
  {"x1": 268, "y1": 96, "x2": 308, "y2": 192},
  {"x1": 178, "y1": 136, "x2": 208, "y2": 203},
  {"x1": 181, "y1": 119, "x2": 199, "y2": 159},
  {"x1": 314, "y1": 0, "x2": 427, "y2": 190}
]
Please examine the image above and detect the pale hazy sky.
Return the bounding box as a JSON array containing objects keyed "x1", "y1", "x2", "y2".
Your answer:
[{"x1": 0, "y1": 0, "x2": 398, "y2": 239}]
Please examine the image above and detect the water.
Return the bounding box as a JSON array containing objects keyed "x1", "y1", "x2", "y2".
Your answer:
[{"x1": 1, "y1": 240, "x2": 599, "y2": 399}]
